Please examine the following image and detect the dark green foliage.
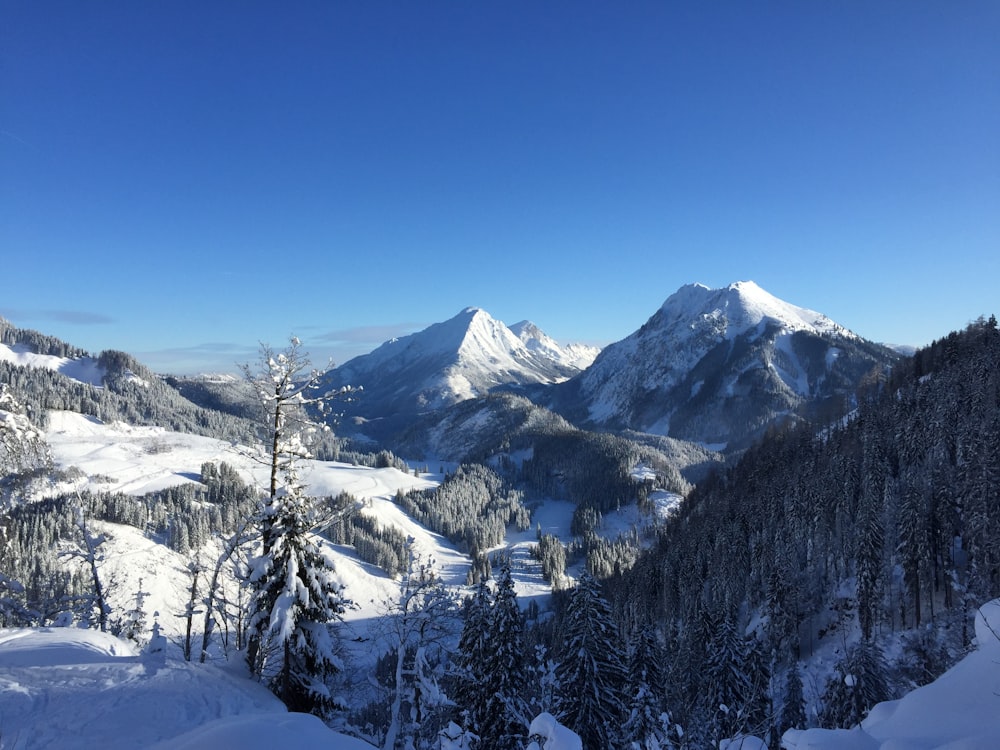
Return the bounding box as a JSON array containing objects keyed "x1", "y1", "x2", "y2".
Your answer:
[
  {"x1": 321, "y1": 493, "x2": 409, "y2": 578},
  {"x1": 0, "y1": 318, "x2": 88, "y2": 359},
  {"x1": 622, "y1": 625, "x2": 672, "y2": 750},
  {"x1": 819, "y1": 642, "x2": 892, "y2": 729},
  {"x1": 395, "y1": 464, "x2": 530, "y2": 552},
  {"x1": 247, "y1": 475, "x2": 348, "y2": 716},
  {"x1": 0, "y1": 357, "x2": 254, "y2": 443},
  {"x1": 478, "y1": 560, "x2": 530, "y2": 750},
  {"x1": 531, "y1": 533, "x2": 567, "y2": 587},
  {"x1": 555, "y1": 573, "x2": 628, "y2": 750},
  {"x1": 777, "y1": 665, "x2": 806, "y2": 737},
  {"x1": 0, "y1": 463, "x2": 256, "y2": 625},
  {"x1": 613, "y1": 316, "x2": 1000, "y2": 729}
]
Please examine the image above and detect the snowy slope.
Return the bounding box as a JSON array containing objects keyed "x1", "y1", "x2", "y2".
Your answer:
[
  {"x1": 509, "y1": 320, "x2": 600, "y2": 372},
  {"x1": 552, "y1": 281, "x2": 893, "y2": 448},
  {"x1": 782, "y1": 602, "x2": 1000, "y2": 749},
  {"x1": 0, "y1": 627, "x2": 374, "y2": 749},
  {"x1": 0, "y1": 341, "x2": 105, "y2": 386},
  {"x1": 37, "y1": 409, "x2": 586, "y2": 641},
  {"x1": 40, "y1": 410, "x2": 455, "y2": 629},
  {"x1": 4, "y1": 599, "x2": 999, "y2": 750}
]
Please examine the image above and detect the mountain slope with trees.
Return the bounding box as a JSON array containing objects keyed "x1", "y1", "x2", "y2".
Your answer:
[{"x1": 601, "y1": 315, "x2": 1000, "y2": 744}]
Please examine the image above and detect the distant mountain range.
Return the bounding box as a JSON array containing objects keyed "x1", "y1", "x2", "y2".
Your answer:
[
  {"x1": 2, "y1": 281, "x2": 901, "y2": 456},
  {"x1": 320, "y1": 281, "x2": 897, "y2": 452}
]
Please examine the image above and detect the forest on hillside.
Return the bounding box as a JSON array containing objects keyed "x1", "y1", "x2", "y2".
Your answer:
[{"x1": 601, "y1": 315, "x2": 1000, "y2": 743}]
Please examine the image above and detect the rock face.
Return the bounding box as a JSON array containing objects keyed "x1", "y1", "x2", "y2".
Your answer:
[
  {"x1": 549, "y1": 281, "x2": 895, "y2": 449},
  {"x1": 321, "y1": 307, "x2": 597, "y2": 438}
]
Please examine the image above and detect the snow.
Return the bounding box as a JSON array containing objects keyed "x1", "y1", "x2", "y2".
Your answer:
[
  {"x1": 665, "y1": 281, "x2": 856, "y2": 342},
  {"x1": 0, "y1": 627, "x2": 374, "y2": 749},
  {"x1": 527, "y1": 712, "x2": 583, "y2": 750},
  {"x1": 0, "y1": 342, "x2": 105, "y2": 386},
  {"x1": 510, "y1": 320, "x2": 600, "y2": 371},
  {"x1": 781, "y1": 600, "x2": 1000, "y2": 750},
  {"x1": 44, "y1": 409, "x2": 437, "y2": 500},
  {"x1": 8, "y1": 400, "x2": 1000, "y2": 749},
  {"x1": 332, "y1": 307, "x2": 595, "y2": 416},
  {"x1": 579, "y1": 280, "x2": 859, "y2": 434}
]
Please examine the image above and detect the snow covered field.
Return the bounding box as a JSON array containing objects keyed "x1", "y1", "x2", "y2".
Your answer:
[
  {"x1": 0, "y1": 627, "x2": 374, "y2": 749},
  {"x1": 4, "y1": 604, "x2": 1000, "y2": 749},
  {"x1": 781, "y1": 603, "x2": 1000, "y2": 750}
]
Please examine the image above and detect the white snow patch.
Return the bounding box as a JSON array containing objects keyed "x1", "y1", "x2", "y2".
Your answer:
[
  {"x1": 781, "y1": 599, "x2": 1000, "y2": 750},
  {"x1": 0, "y1": 342, "x2": 105, "y2": 386}
]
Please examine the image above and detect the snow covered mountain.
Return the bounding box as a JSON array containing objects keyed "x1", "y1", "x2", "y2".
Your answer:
[
  {"x1": 549, "y1": 281, "x2": 896, "y2": 450},
  {"x1": 321, "y1": 308, "x2": 598, "y2": 439}
]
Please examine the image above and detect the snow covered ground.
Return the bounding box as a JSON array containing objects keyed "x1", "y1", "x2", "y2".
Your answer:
[
  {"x1": 5, "y1": 599, "x2": 1000, "y2": 750},
  {"x1": 6, "y1": 405, "x2": 1000, "y2": 748},
  {"x1": 0, "y1": 408, "x2": 598, "y2": 748},
  {"x1": 0, "y1": 627, "x2": 375, "y2": 749},
  {"x1": 782, "y1": 602, "x2": 1000, "y2": 750}
]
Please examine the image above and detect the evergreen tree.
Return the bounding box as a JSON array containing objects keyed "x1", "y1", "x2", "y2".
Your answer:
[
  {"x1": 555, "y1": 573, "x2": 628, "y2": 750},
  {"x1": 819, "y1": 642, "x2": 892, "y2": 729},
  {"x1": 0, "y1": 382, "x2": 48, "y2": 476},
  {"x1": 243, "y1": 338, "x2": 350, "y2": 716},
  {"x1": 454, "y1": 579, "x2": 493, "y2": 733},
  {"x1": 777, "y1": 664, "x2": 806, "y2": 737},
  {"x1": 478, "y1": 558, "x2": 530, "y2": 750},
  {"x1": 247, "y1": 463, "x2": 349, "y2": 714},
  {"x1": 623, "y1": 625, "x2": 671, "y2": 750}
]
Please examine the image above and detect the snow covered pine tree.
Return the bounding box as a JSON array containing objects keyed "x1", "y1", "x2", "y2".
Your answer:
[{"x1": 243, "y1": 337, "x2": 351, "y2": 716}]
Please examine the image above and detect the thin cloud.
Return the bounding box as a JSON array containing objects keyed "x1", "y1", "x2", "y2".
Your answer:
[
  {"x1": 314, "y1": 322, "x2": 424, "y2": 346},
  {"x1": 133, "y1": 342, "x2": 261, "y2": 375},
  {"x1": 0, "y1": 308, "x2": 115, "y2": 325}
]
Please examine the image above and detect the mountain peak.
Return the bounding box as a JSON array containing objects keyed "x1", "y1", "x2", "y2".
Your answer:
[
  {"x1": 560, "y1": 280, "x2": 891, "y2": 446},
  {"x1": 661, "y1": 280, "x2": 853, "y2": 340},
  {"x1": 323, "y1": 308, "x2": 597, "y2": 440}
]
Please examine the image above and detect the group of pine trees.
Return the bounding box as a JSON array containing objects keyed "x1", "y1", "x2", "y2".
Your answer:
[
  {"x1": 594, "y1": 315, "x2": 1000, "y2": 743},
  {"x1": 355, "y1": 556, "x2": 675, "y2": 750}
]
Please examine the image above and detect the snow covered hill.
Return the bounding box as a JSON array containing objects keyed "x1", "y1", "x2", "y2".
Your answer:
[
  {"x1": 549, "y1": 281, "x2": 896, "y2": 450},
  {"x1": 5, "y1": 599, "x2": 1000, "y2": 749},
  {"x1": 1, "y1": 340, "x2": 107, "y2": 387},
  {"x1": 782, "y1": 602, "x2": 1000, "y2": 750},
  {"x1": 320, "y1": 308, "x2": 598, "y2": 441},
  {"x1": 33, "y1": 408, "x2": 626, "y2": 638},
  {"x1": 0, "y1": 627, "x2": 375, "y2": 749}
]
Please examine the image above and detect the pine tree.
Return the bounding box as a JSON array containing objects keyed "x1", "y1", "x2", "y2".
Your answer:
[
  {"x1": 243, "y1": 338, "x2": 351, "y2": 716},
  {"x1": 555, "y1": 573, "x2": 628, "y2": 750},
  {"x1": 702, "y1": 615, "x2": 750, "y2": 743},
  {"x1": 454, "y1": 580, "x2": 492, "y2": 736},
  {"x1": 247, "y1": 463, "x2": 349, "y2": 714},
  {"x1": 819, "y1": 642, "x2": 891, "y2": 729},
  {"x1": 777, "y1": 664, "x2": 806, "y2": 737},
  {"x1": 623, "y1": 625, "x2": 672, "y2": 750},
  {"x1": 478, "y1": 558, "x2": 530, "y2": 750},
  {"x1": 0, "y1": 382, "x2": 48, "y2": 476}
]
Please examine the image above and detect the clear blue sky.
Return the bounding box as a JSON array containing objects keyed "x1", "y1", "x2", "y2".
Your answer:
[{"x1": 2, "y1": 2, "x2": 997, "y2": 373}]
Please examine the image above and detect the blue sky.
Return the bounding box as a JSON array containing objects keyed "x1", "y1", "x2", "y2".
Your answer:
[{"x1": 2, "y1": 2, "x2": 997, "y2": 373}]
